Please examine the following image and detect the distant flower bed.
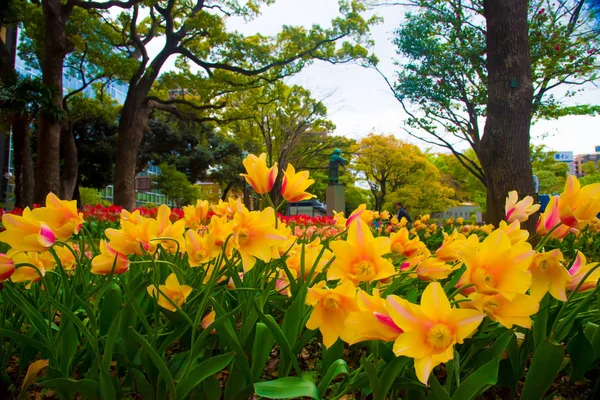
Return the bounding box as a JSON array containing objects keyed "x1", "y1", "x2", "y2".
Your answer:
[{"x1": 0, "y1": 153, "x2": 599, "y2": 399}]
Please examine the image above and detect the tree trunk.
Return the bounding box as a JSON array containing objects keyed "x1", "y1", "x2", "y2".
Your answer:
[
  {"x1": 60, "y1": 122, "x2": 78, "y2": 200},
  {"x1": 113, "y1": 95, "x2": 149, "y2": 209},
  {"x1": 12, "y1": 116, "x2": 34, "y2": 208},
  {"x1": 480, "y1": 0, "x2": 535, "y2": 231},
  {"x1": 34, "y1": 0, "x2": 71, "y2": 203}
]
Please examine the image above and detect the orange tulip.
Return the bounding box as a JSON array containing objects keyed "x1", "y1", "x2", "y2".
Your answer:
[{"x1": 240, "y1": 153, "x2": 278, "y2": 194}]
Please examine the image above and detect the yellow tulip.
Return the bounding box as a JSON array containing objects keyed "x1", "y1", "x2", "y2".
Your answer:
[
  {"x1": 281, "y1": 164, "x2": 315, "y2": 202},
  {"x1": 286, "y1": 239, "x2": 333, "y2": 281},
  {"x1": 105, "y1": 218, "x2": 158, "y2": 256},
  {"x1": 558, "y1": 175, "x2": 600, "y2": 228},
  {"x1": 415, "y1": 257, "x2": 454, "y2": 281},
  {"x1": 460, "y1": 292, "x2": 539, "y2": 329},
  {"x1": 32, "y1": 192, "x2": 84, "y2": 240},
  {"x1": 183, "y1": 200, "x2": 211, "y2": 229},
  {"x1": 386, "y1": 282, "x2": 484, "y2": 385},
  {"x1": 185, "y1": 229, "x2": 213, "y2": 267},
  {"x1": 201, "y1": 310, "x2": 216, "y2": 334},
  {"x1": 156, "y1": 205, "x2": 186, "y2": 254},
  {"x1": 567, "y1": 251, "x2": 600, "y2": 292},
  {"x1": 343, "y1": 289, "x2": 403, "y2": 345},
  {"x1": 328, "y1": 219, "x2": 395, "y2": 285},
  {"x1": 10, "y1": 252, "x2": 55, "y2": 286},
  {"x1": 306, "y1": 281, "x2": 359, "y2": 348},
  {"x1": 390, "y1": 228, "x2": 427, "y2": 258},
  {"x1": 0, "y1": 208, "x2": 55, "y2": 256},
  {"x1": 536, "y1": 196, "x2": 571, "y2": 239},
  {"x1": 346, "y1": 204, "x2": 375, "y2": 227},
  {"x1": 435, "y1": 230, "x2": 469, "y2": 262},
  {"x1": 91, "y1": 240, "x2": 129, "y2": 275},
  {"x1": 0, "y1": 253, "x2": 15, "y2": 282},
  {"x1": 240, "y1": 153, "x2": 278, "y2": 194},
  {"x1": 120, "y1": 209, "x2": 143, "y2": 225},
  {"x1": 457, "y1": 230, "x2": 535, "y2": 301},
  {"x1": 497, "y1": 220, "x2": 529, "y2": 245},
  {"x1": 505, "y1": 190, "x2": 540, "y2": 224},
  {"x1": 147, "y1": 273, "x2": 193, "y2": 312},
  {"x1": 529, "y1": 250, "x2": 571, "y2": 301},
  {"x1": 231, "y1": 207, "x2": 287, "y2": 272},
  {"x1": 54, "y1": 245, "x2": 76, "y2": 271}
]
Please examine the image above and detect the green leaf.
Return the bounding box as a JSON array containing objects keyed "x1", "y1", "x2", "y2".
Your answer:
[
  {"x1": 49, "y1": 298, "x2": 98, "y2": 355},
  {"x1": 4, "y1": 285, "x2": 51, "y2": 338},
  {"x1": 567, "y1": 326, "x2": 594, "y2": 383},
  {"x1": 361, "y1": 355, "x2": 380, "y2": 400},
  {"x1": 128, "y1": 327, "x2": 176, "y2": 397},
  {"x1": 533, "y1": 294, "x2": 550, "y2": 350},
  {"x1": 428, "y1": 375, "x2": 449, "y2": 400},
  {"x1": 130, "y1": 368, "x2": 155, "y2": 399},
  {"x1": 317, "y1": 359, "x2": 349, "y2": 398},
  {"x1": 469, "y1": 330, "x2": 512, "y2": 372},
  {"x1": 253, "y1": 305, "x2": 301, "y2": 376},
  {"x1": 254, "y1": 377, "x2": 320, "y2": 399},
  {"x1": 56, "y1": 320, "x2": 78, "y2": 375},
  {"x1": 376, "y1": 356, "x2": 410, "y2": 400},
  {"x1": 282, "y1": 286, "x2": 307, "y2": 346},
  {"x1": 98, "y1": 283, "x2": 121, "y2": 336},
  {"x1": 0, "y1": 328, "x2": 51, "y2": 355},
  {"x1": 251, "y1": 322, "x2": 276, "y2": 382},
  {"x1": 521, "y1": 340, "x2": 565, "y2": 400},
  {"x1": 101, "y1": 311, "x2": 121, "y2": 371},
  {"x1": 39, "y1": 378, "x2": 99, "y2": 398},
  {"x1": 176, "y1": 352, "x2": 235, "y2": 400},
  {"x1": 99, "y1": 370, "x2": 116, "y2": 400},
  {"x1": 450, "y1": 358, "x2": 500, "y2": 400},
  {"x1": 203, "y1": 375, "x2": 223, "y2": 400},
  {"x1": 321, "y1": 338, "x2": 344, "y2": 376}
]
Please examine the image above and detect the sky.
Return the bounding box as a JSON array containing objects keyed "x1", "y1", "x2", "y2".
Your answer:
[{"x1": 225, "y1": 0, "x2": 600, "y2": 156}]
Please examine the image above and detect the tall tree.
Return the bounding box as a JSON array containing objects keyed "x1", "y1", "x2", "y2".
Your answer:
[
  {"x1": 98, "y1": 0, "x2": 377, "y2": 209},
  {"x1": 481, "y1": 0, "x2": 535, "y2": 226},
  {"x1": 22, "y1": 0, "x2": 134, "y2": 204},
  {"x1": 380, "y1": 0, "x2": 599, "y2": 224}
]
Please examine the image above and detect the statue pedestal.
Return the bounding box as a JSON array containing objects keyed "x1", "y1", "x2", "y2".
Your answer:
[{"x1": 326, "y1": 185, "x2": 345, "y2": 217}]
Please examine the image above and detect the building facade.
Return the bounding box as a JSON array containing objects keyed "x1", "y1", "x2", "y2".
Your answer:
[{"x1": 574, "y1": 153, "x2": 600, "y2": 177}]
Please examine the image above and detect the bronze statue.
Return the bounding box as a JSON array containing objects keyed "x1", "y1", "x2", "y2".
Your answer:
[{"x1": 328, "y1": 148, "x2": 348, "y2": 186}]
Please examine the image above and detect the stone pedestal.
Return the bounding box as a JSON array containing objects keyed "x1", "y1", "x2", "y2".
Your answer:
[{"x1": 326, "y1": 185, "x2": 345, "y2": 217}]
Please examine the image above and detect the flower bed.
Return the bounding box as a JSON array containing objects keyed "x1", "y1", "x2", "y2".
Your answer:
[{"x1": 0, "y1": 155, "x2": 599, "y2": 399}]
